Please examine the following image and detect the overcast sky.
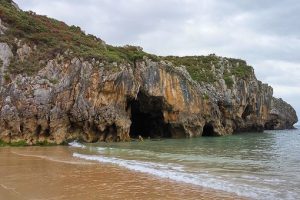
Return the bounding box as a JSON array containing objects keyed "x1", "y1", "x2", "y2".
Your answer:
[{"x1": 14, "y1": 0, "x2": 300, "y2": 122}]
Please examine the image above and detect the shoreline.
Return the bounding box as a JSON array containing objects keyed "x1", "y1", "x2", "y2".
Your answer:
[{"x1": 0, "y1": 146, "x2": 246, "y2": 200}]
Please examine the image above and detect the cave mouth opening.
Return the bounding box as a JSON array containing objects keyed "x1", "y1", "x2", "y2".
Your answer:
[
  {"x1": 202, "y1": 123, "x2": 217, "y2": 137},
  {"x1": 127, "y1": 92, "x2": 172, "y2": 139},
  {"x1": 242, "y1": 105, "x2": 252, "y2": 120}
]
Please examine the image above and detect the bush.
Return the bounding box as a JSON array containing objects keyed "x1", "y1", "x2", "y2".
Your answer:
[
  {"x1": 10, "y1": 140, "x2": 27, "y2": 147},
  {"x1": 0, "y1": 1, "x2": 158, "y2": 75},
  {"x1": 224, "y1": 75, "x2": 234, "y2": 88},
  {"x1": 8, "y1": 58, "x2": 40, "y2": 76},
  {"x1": 0, "y1": 139, "x2": 7, "y2": 147},
  {"x1": 0, "y1": 0, "x2": 254, "y2": 82},
  {"x1": 164, "y1": 55, "x2": 253, "y2": 84},
  {"x1": 164, "y1": 55, "x2": 218, "y2": 83}
]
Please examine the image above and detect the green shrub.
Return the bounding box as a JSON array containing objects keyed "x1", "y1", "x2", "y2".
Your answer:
[
  {"x1": 224, "y1": 75, "x2": 234, "y2": 88},
  {"x1": 0, "y1": 0, "x2": 254, "y2": 82},
  {"x1": 0, "y1": 139, "x2": 7, "y2": 147},
  {"x1": 10, "y1": 140, "x2": 27, "y2": 147},
  {"x1": 8, "y1": 58, "x2": 41, "y2": 76},
  {"x1": 35, "y1": 140, "x2": 57, "y2": 146},
  {"x1": 3, "y1": 73, "x2": 10, "y2": 82},
  {"x1": 164, "y1": 55, "x2": 218, "y2": 83},
  {"x1": 228, "y1": 58, "x2": 253, "y2": 79},
  {"x1": 203, "y1": 93, "x2": 209, "y2": 100},
  {"x1": 164, "y1": 55, "x2": 253, "y2": 84},
  {"x1": 49, "y1": 78, "x2": 59, "y2": 84},
  {"x1": 0, "y1": 1, "x2": 159, "y2": 75}
]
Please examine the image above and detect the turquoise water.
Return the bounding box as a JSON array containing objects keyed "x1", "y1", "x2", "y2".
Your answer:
[{"x1": 71, "y1": 127, "x2": 300, "y2": 200}]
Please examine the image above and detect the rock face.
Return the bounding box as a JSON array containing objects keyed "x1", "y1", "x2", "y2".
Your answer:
[
  {"x1": 0, "y1": 19, "x2": 8, "y2": 35},
  {"x1": 265, "y1": 97, "x2": 298, "y2": 130},
  {"x1": 0, "y1": 1, "x2": 298, "y2": 144},
  {"x1": 0, "y1": 52, "x2": 297, "y2": 144}
]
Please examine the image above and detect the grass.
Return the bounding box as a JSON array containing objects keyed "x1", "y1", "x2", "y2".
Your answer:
[
  {"x1": 164, "y1": 54, "x2": 253, "y2": 84},
  {"x1": 0, "y1": 0, "x2": 254, "y2": 87},
  {"x1": 0, "y1": 0, "x2": 157, "y2": 76},
  {"x1": 224, "y1": 74, "x2": 234, "y2": 88},
  {"x1": 49, "y1": 78, "x2": 59, "y2": 84},
  {"x1": 9, "y1": 140, "x2": 28, "y2": 147},
  {"x1": 164, "y1": 54, "x2": 219, "y2": 83},
  {"x1": 203, "y1": 93, "x2": 209, "y2": 100},
  {"x1": 8, "y1": 58, "x2": 41, "y2": 75},
  {"x1": 228, "y1": 58, "x2": 253, "y2": 79},
  {"x1": 0, "y1": 139, "x2": 59, "y2": 147},
  {"x1": 0, "y1": 139, "x2": 7, "y2": 147},
  {"x1": 35, "y1": 140, "x2": 58, "y2": 146},
  {"x1": 0, "y1": 139, "x2": 28, "y2": 147}
]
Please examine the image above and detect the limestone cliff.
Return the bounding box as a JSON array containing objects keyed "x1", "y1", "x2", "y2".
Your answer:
[
  {"x1": 0, "y1": 0, "x2": 298, "y2": 144},
  {"x1": 265, "y1": 97, "x2": 298, "y2": 130}
]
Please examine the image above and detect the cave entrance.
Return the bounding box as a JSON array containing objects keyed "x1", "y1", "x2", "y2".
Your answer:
[
  {"x1": 127, "y1": 92, "x2": 171, "y2": 139},
  {"x1": 202, "y1": 123, "x2": 217, "y2": 137},
  {"x1": 242, "y1": 105, "x2": 252, "y2": 120}
]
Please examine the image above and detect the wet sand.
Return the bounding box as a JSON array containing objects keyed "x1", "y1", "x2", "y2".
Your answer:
[{"x1": 0, "y1": 147, "x2": 246, "y2": 200}]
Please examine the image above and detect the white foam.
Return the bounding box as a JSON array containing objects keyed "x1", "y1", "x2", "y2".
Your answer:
[
  {"x1": 97, "y1": 147, "x2": 107, "y2": 151},
  {"x1": 94, "y1": 147, "x2": 264, "y2": 167},
  {"x1": 73, "y1": 153, "x2": 288, "y2": 200},
  {"x1": 68, "y1": 141, "x2": 86, "y2": 149}
]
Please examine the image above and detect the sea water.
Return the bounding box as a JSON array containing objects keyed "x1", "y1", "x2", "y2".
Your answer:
[{"x1": 71, "y1": 126, "x2": 300, "y2": 200}]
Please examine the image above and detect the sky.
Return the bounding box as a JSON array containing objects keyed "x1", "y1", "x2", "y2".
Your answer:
[{"x1": 14, "y1": 0, "x2": 300, "y2": 123}]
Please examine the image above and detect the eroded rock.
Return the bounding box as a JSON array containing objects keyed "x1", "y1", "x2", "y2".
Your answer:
[
  {"x1": 0, "y1": 19, "x2": 8, "y2": 35},
  {"x1": 0, "y1": 43, "x2": 13, "y2": 87},
  {"x1": 0, "y1": 53, "x2": 297, "y2": 145},
  {"x1": 265, "y1": 97, "x2": 298, "y2": 129},
  {"x1": 0, "y1": 2, "x2": 297, "y2": 145}
]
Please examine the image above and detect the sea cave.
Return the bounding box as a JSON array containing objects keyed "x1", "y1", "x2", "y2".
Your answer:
[{"x1": 127, "y1": 92, "x2": 172, "y2": 139}]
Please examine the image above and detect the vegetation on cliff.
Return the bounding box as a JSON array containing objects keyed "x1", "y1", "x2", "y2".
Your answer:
[
  {"x1": 0, "y1": 0, "x2": 297, "y2": 145},
  {"x1": 164, "y1": 55, "x2": 253, "y2": 84},
  {"x1": 0, "y1": 0, "x2": 157, "y2": 75},
  {"x1": 1, "y1": 0, "x2": 252, "y2": 84},
  {"x1": 0, "y1": 138, "x2": 62, "y2": 147}
]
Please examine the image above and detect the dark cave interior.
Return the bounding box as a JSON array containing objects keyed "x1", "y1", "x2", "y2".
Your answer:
[
  {"x1": 127, "y1": 92, "x2": 172, "y2": 139},
  {"x1": 202, "y1": 123, "x2": 217, "y2": 136}
]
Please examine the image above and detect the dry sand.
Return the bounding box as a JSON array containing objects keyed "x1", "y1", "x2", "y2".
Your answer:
[{"x1": 0, "y1": 146, "x2": 246, "y2": 200}]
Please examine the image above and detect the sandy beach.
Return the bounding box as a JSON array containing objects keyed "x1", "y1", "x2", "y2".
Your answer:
[{"x1": 0, "y1": 146, "x2": 245, "y2": 200}]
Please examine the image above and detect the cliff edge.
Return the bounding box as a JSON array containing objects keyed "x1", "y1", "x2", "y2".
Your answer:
[{"x1": 0, "y1": 0, "x2": 298, "y2": 144}]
